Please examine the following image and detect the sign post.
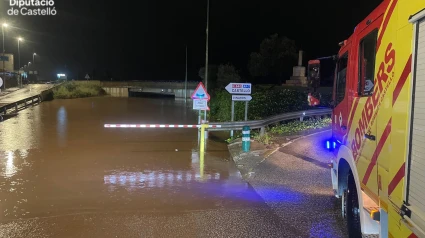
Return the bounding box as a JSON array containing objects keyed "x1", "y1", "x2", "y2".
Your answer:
[
  {"x1": 192, "y1": 82, "x2": 210, "y2": 148},
  {"x1": 225, "y1": 83, "x2": 252, "y2": 137}
]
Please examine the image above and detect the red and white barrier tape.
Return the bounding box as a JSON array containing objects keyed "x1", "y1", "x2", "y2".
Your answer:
[{"x1": 104, "y1": 124, "x2": 221, "y2": 128}]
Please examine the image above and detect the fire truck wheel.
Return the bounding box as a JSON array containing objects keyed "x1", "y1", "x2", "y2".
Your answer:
[{"x1": 346, "y1": 173, "x2": 362, "y2": 238}]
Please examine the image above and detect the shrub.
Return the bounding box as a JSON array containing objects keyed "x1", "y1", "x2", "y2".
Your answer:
[
  {"x1": 209, "y1": 88, "x2": 331, "y2": 122},
  {"x1": 268, "y1": 117, "x2": 332, "y2": 135},
  {"x1": 53, "y1": 81, "x2": 106, "y2": 99}
]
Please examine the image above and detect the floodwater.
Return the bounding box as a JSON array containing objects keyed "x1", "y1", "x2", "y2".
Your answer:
[{"x1": 0, "y1": 97, "x2": 273, "y2": 237}]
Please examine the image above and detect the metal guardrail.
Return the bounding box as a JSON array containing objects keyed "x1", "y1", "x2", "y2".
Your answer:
[
  {"x1": 0, "y1": 94, "x2": 42, "y2": 115},
  {"x1": 0, "y1": 83, "x2": 63, "y2": 115},
  {"x1": 208, "y1": 108, "x2": 332, "y2": 135}
]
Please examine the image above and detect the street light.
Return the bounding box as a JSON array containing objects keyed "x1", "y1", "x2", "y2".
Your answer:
[
  {"x1": 203, "y1": 0, "x2": 210, "y2": 121},
  {"x1": 18, "y1": 37, "x2": 23, "y2": 88},
  {"x1": 1, "y1": 23, "x2": 8, "y2": 90},
  {"x1": 33, "y1": 53, "x2": 36, "y2": 64}
]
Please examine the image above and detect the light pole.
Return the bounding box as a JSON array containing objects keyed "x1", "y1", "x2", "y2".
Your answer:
[
  {"x1": 18, "y1": 37, "x2": 23, "y2": 88},
  {"x1": 204, "y1": 0, "x2": 209, "y2": 92},
  {"x1": 203, "y1": 0, "x2": 210, "y2": 122},
  {"x1": 33, "y1": 53, "x2": 37, "y2": 83},
  {"x1": 2, "y1": 23, "x2": 8, "y2": 90},
  {"x1": 185, "y1": 45, "x2": 188, "y2": 103}
]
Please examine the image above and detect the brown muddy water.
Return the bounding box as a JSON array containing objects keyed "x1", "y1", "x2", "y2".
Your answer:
[{"x1": 0, "y1": 97, "x2": 264, "y2": 222}]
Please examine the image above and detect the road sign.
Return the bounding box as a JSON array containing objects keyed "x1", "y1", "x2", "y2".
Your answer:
[
  {"x1": 191, "y1": 82, "x2": 210, "y2": 101},
  {"x1": 0, "y1": 77, "x2": 3, "y2": 87},
  {"x1": 85, "y1": 74, "x2": 90, "y2": 80},
  {"x1": 193, "y1": 99, "x2": 209, "y2": 110},
  {"x1": 225, "y1": 83, "x2": 252, "y2": 95},
  {"x1": 232, "y1": 95, "x2": 252, "y2": 101}
]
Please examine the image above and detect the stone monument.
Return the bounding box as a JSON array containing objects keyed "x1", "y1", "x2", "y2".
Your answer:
[{"x1": 285, "y1": 50, "x2": 308, "y2": 87}]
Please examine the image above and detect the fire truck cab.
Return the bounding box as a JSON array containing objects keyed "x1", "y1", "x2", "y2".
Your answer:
[{"x1": 322, "y1": 0, "x2": 425, "y2": 237}]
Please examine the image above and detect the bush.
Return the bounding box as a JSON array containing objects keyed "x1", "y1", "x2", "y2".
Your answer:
[
  {"x1": 268, "y1": 117, "x2": 332, "y2": 135},
  {"x1": 209, "y1": 88, "x2": 332, "y2": 122},
  {"x1": 53, "y1": 81, "x2": 106, "y2": 99}
]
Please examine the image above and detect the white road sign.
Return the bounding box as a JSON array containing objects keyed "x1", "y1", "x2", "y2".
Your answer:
[
  {"x1": 0, "y1": 77, "x2": 3, "y2": 87},
  {"x1": 193, "y1": 99, "x2": 209, "y2": 110},
  {"x1": 232, "y1": 95, "x2": 252, "y2": 101},
  {"x1": 225, "y1": 83, "x2": 252, "y2": 95},
  {"x1": 85, "y1": 74, "x2": 90, "y2": 80}
]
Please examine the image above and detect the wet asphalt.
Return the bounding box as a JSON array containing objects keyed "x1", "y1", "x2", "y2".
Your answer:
[{"x1": 242, "y1": 130, "x2": 349, "y2": 237}]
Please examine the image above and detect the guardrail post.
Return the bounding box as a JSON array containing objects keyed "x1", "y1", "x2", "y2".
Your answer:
[
  {"x1": 230, "y1": 100, "x2": 235, "y2": 138},
  {"x1": 300, "y1": 112, "x2": 306, "y2": 122},
  {"x1": 24, "y1": 99, "x2": 27, "y2": 108},
  {"x1": 15, "y1": 103, "x2": 18, "y2": 112},
  {"x1": 242, "y1": 126, "x2": 250, "y2": 152},
  {"x1": 260, "y1": 127, "x2": 265, "y2": 136}
]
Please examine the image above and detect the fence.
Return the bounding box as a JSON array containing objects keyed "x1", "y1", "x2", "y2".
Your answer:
[{"x1": 0, "y1": 94, "x2": 42, "y2": 115}]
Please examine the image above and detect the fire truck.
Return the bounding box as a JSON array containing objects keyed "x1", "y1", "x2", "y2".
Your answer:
[{"x1": 311, "y1": 0, "x2": 425, "y2": 237}]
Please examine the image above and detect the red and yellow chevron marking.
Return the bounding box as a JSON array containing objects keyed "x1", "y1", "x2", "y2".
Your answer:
[
  {"x1": 377, "y1": 0, "x2": 398, "y2": 50},
  {"x1": 393, "y1": 55, "x2": 412, "y2": 106},
  {"x1": 362, "y1": 119, "x2": 392, "y2": 184},
  {"x1": 388, "y1": 162, "x2": 405, "y2": 196}
]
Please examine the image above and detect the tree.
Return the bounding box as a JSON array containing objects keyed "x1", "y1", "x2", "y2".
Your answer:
[
  {"x1": 198, "y1": 65, "x2": 218, "y2": 89},
  {"x1": 248, "y1": 34, "x2": 297, "y2": 84},
  {"x1": 217, "y1": 63, "x2": 241, "y2": 88}
]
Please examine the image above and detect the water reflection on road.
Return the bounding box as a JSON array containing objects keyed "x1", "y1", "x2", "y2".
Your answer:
[{"x1": 0, "y1": 97, "x2": 262, "y2": 221}]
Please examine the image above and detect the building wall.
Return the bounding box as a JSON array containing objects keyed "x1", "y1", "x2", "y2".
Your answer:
[{"x1": 0, "y1": 54, "x2": 15, "y2": 72}]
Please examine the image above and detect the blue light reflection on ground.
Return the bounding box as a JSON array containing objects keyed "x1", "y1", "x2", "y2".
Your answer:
[
  {"x1": 253, "y1": 186, "x2": 303, "y2": 203},
  {"x1": 198, "y1": 180, "x2": 303, "y2": 204},
  {"x1": 310, "y1": 217, "x2": 343, "y2": 238}
]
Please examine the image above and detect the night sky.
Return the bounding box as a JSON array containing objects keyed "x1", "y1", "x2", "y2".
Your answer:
[{"x1": 0, "y1": 0, "x2": 382, "y2": 81}]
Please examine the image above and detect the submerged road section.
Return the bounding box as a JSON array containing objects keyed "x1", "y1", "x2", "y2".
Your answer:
[
  {"x1": 0, "y1": 96, "x2": 347, "y2": 237},
  {"x1": 0, "y1": 97, "x2": 287, "y2": 237}
]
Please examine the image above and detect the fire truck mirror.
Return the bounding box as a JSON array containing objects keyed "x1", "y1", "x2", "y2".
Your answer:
[{"x1": 308, "y1": 60, "x2": 321, "y2": 91}]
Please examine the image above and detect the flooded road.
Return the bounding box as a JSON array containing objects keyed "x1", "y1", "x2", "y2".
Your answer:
[{"x1": 0, "y1": 97, "x2": 287, "y2": 237}]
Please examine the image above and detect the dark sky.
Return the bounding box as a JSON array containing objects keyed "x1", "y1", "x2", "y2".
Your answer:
[{"x1": 0, "y1": 0, "x2": 382, "y2": 81}]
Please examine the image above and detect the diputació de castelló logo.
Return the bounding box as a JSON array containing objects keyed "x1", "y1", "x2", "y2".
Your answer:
[{"x1": 7, "y1": 0, "x2": 57, "y2": 16}]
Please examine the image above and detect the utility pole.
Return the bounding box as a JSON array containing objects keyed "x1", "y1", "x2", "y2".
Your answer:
[
  {"x1": 204, "y1": 0, "x2": 209, "y2": 92},
  {"x1": 203, "y1": 0, "x2": 210, "y2": 121},
  {"x1": 185, "y1": 45, "x2": 188, "y2": 103},
  {"x1": 2, "y1": 24, "x2": 7, "y2": 90}
]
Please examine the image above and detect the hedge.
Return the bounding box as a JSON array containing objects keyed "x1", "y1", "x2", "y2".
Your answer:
[{"x1": 209, "y1": 88, "x2": 331, "y2": 122}]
